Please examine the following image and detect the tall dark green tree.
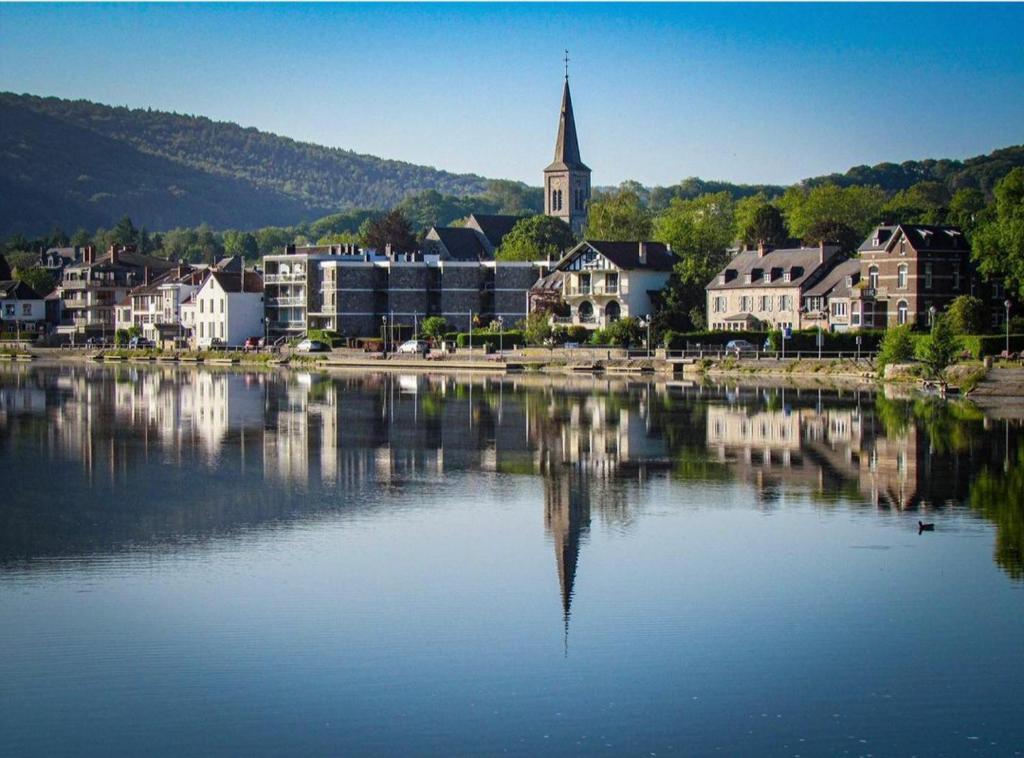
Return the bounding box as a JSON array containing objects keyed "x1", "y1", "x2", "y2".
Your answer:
[
  {"x1": 360, "y1": 209, "x2": 417, "y2": 253},
  {"x1": 496, "y1": 215, "x2": 576, "y2": 261}
]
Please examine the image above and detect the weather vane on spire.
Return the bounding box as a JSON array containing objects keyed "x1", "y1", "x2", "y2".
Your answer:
[{"x1": 564, "y1": 49, "x2": 570, "y2": 80}]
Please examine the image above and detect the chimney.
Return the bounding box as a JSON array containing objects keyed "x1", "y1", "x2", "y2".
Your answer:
[
  {"x1": 386, "y1": 243, "x2": 393, "y2": 259},
  {"x1": 83, "y1": 245, "x2": 94, "y2": 265},
  {"x1": 144, "y1": 266, "x2": 151, "y2": 285},
  {"x1": 638, "y1": 241, "x2": 648, "y2": 266},
  {"x1": 758, "y1": 240, "x2": 766, "y2": 258},
  {"x1": 819, "y1": 240, "x2": 826, "y2": 263},
  {"x1": 286, "y1": 244, "x2": 296, "y2": 256},
  {"x1": 109, "y1": 245, "x2": 119, "y2": 265}
]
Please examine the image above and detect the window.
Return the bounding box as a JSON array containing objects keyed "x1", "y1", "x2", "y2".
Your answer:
[
  {"x1": 713, "y1": 296, "x2": 726, "y2": 313},
  {"x1": 831, "y1": 301, "x2": 847, "y2": 317},
  {"x1": 219, "y1": 322, "x2": 224, "y2": 338},
  {"x1": 199, "y1": 299, "x2": 204, "y2": 314},
  {"x1": 897, "y1": 300, "x2": 909, "y2": 325},
  {"x1": 953, "y1": 266, "x2": 961, "y2": 291},
  {"x1": 220, "y1": 299, "x2": 224, "y2": 314},
  {"x1": 783, "y1": 270, "x2": 792, "y2": 283},
  {"x1": 4, "y1": 304, "x2": 13, "y2": 316},
  {"x1": 778, "y1": 295, "x2": 792, "y2": 311},
  {"x1": 863, "y1": 302, "x2": 874, "y2": 328},
  {"x1": 199, "y1": 322, "x2": 204, "y2": 338},
  {"x1": 740, "y1": 296, "x2": 752, "y2": 312},
  {"x1": 22, "y1": 303, "x2": 31, "y2": 316},
  {"x1": 924, "y1": 263, "x2": 933, "y2": 290},
  {"x1": 897, "y1": 264, "x2": 908, "y2": 289},
  {"x1": 868, "y1": 265, "x2": 879, "y2": 290},
  {"x1": 852, "y1": 303, "x2": 861, "y2": 326}
]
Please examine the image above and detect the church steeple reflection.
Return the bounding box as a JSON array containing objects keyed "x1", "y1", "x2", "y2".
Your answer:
[{"x1": 545, "y1": 468, "x2": 591, "y2": 655}]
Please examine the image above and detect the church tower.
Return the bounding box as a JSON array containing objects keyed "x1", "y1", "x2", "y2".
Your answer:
[{"x1": 544, "y1": 66, "x2": 591, "y2": 237}]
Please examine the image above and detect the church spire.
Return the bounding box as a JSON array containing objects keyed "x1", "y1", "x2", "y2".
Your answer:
[{"x1": 549, "y1": 77, "x2": 587, "y2": 171}]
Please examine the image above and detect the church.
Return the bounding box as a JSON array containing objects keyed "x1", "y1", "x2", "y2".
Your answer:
[{"x1": 423, "y1": 73, "x2": 592, "y2": 258}]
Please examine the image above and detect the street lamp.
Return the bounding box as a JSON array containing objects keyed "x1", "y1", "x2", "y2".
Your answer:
[
  {"x1": 1005, "y1": 299, "x2": 1012, "y2": 355},
  {"x1": 381, "y1": 314, "x2": 388, "y2": 353},
  {"x1": 928, "y1": 305, "x2": 936, "y2": 328},
  {"x1": 642, "y1": 316, "x2": 651, "y2": 358},
  {"x1": 497, "y1": 316, "x2": 504, "y2": 356}
]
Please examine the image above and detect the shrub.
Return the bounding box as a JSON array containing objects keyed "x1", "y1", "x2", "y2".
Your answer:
[
  {"x1": 307, "y1": 329, "x2": 345, "y2": 347},
  {"x1": 455, "y1": 331, "x2": 524, "y2": 349},
  {"x1": 946, "y1": 295, "x2": 987, "y2": 335},
  {"x1": 877, "y1": 324, "x2": 916, "y2": 374},
  {"x1": 420, "y1": 316, "x2": 448, "y2": 341},
  {"x1": 916, "y1": 314, "x2": 960, "y2": 377},
  {"x1": 517, "y1": 312, "x2": 553, "y2": 345}
]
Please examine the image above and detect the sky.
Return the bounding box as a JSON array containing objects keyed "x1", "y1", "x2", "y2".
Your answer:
[{"x1": 1, "y1": 3, "x2": 1022, "y2": 188}]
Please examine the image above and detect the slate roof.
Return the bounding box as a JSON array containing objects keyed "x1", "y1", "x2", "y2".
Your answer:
[
  {"x1": 209, "y1": 271, "x2": 263, "y2": 293},
  {"x1": 66, "y1": 250, "x2": 176, "y2": 273},
  {"x1": 561, "y1": 240, "x2": 675, "y2": 272},
  {"x1": 804, "y1": 258, "x2": 861, "y2": 298},
  {"x1": 706, "y1": 246, "x2": 841, "y2": 291},
  {"x1": 468, "y1": 214, "x2": 522, "y2": 250},
  {"x1": 432, "y1": 227, "x2": 486, "y2": 261},
  {"x1": 0, "y1": 280, "x2": 42, "y2": 299},
  {"x1": 545, "y1": 79, "x2": 590, "y2": 173},
  {"x1": 858, "y1": 224, "x2": 969, "y2": 254}
]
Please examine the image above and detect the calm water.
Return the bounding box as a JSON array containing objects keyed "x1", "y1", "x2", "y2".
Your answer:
[{"x1": 1, "y1": 365, "x2": 1022, "y2": 757}]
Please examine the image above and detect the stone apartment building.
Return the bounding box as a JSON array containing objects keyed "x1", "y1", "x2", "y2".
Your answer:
[
  {"x1": 264, "y1": 244, "x2": 544, "y2": 339},
  {"x1": 706, "y1": 242, "x2": 842, "y2": 332}
]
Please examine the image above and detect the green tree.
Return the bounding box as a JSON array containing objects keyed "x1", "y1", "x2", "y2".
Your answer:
[
  {"x1": 496, "y1": 215, "x2": 576, "y2": 261},
  {"x1": 420, "y1": 316, "x2": 448, "y2": 341},
  {"x1": 734, "y1": 193, "x2": 788, "y2": 247},
  {"x1": 877, "y1": 324, "x2": 916, "y2": 375},
  {"x1": 972, "y1": 168, "x2": 1024, "y2": 299},
  {"x1": 111, "y1": 216, "x2": 138, "y2": 246},
  {"x1": 651, "y1": 192, "x2": 736, "y2": 332},
  {"x1": 946, "y1": 295, "x2": 987, "y2": 335},
  {"x1": 223, "y1": 230, "x2": 259, "y2": 259},
  {"x1": 518, "y1": 311, "x2": 554, "y2": 345},
  {"x1": 780, "y1": 183, "x2": 886, "y2": 251},
  {"x1": 947, "y1": 188, "x2": 987, "y2": 234},
  {"x1": 70, "y1": 228, "x2": 92, "y2": 247},
  {"x1": 881, "y1": 181, "x2": 951, "y2": 225},
  {"x1": 585, "y1": 188, "x2": 653, "y2": 240},
  {"x1": 14, "y1": 267, "x2": 55, "y2": 297},
  {"x1": 916, "y1": 314, "x2": 960, "y2": 377},
  {"x1": 360, "y1": 209, "x2": 417, "y2": 253}
]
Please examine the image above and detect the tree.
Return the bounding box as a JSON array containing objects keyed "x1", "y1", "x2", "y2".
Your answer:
[
  {"x1": 584, "y1": 188, "x2": 653, "y2": 240},
  {"x1": 916, "y1": 314, "x2": 960, "y2": 377},
  {"x1": 518, "y1": 311, "x2": 554, "y2": 345},
  {"x1": 734, "y1": 194, "x2": 788, "y2": 247},
  {"x1": 360, "y1": 209, "x2": 417, "y2": 253},
  {"x1": 223, "y1": 230, "x2": 259, "y2": 260},
  {"x1": 496, "y1": 215, "x2": 576, "y2": 261},
  {"x1": 946, "y1": 295, "x2": 987, "y2": 335},
  {"x1": 972, "y1": 167, "x2": 1024, "y2": 299},
  {"x1": 780, "y1": 183, "x2": 886, "y2": 251},
  {"x1": 650, "y1": 192, "x2": 736, "y2": 333},
  {"x1": 946, "y1": 189, "x2": 987, "y2": 234},
  {"x1": 111, "y1": 216, "x2": 139, "y2": 246},
  {"x1": 420, "y1": 316, "x2": 448, "y2": 341},
  {"x1": 14, "y1": 267, "x2": 55, "y2": 297},
  {"x1": 877, "y1": 324, "x2": 916, "y2": 375},
  {"x1": 881, "y1": 181, "x2": 951, "y2": 225},
  {"x1": 70, "y1": 228, "x2": 92, "y2": 247}
]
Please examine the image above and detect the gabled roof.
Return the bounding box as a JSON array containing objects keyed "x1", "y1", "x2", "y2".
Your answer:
[
  {"x1": 208, "y1": 271, "x2": 263, "y2": 293},
  {"x1": 545, "y1": 79, "x2": 590, "y2": 173},
  {"x1": 431, "y1": 227, "x2": 487, "y2": 261},
  {"x1": 0, "y1": 280, "x2": 41, "y2": 299},
  {"x1": 804, "y1": 259, "x2": 861, "y2": 298},
  {"x1": 707, "y1": 245, "x2": 841, "y2": 291},
  {"x1": 467, "y1": 214, "x2": 522, "y2": 250},
  {"x1": 557, "y1": 240, "x2": 675, "y2": 272},
  {"x1": 859, "y1": 224, "x2": 969, "y2": 254}
]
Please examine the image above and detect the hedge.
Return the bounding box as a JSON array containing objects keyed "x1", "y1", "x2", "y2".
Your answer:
[
  {"x1": 662, "y1": 328, "x2": 887, "y2": 352},
  {"x1": 955, "y1": 333, "x2": 1024, "y2": 358},
  {"x1": 307, "y1": 329, "x2": 345, "y2": 347},
  {"x1": 455, "y1": 330, "x2": 525, "y2": 348}
]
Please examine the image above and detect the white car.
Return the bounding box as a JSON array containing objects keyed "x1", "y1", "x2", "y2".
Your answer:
[
  {"x1": 295, "y1": 339, "x2": 330, "y2": 353},
  {"x1": 396, "y1": 339, "x2": 429, "y2": 356}
]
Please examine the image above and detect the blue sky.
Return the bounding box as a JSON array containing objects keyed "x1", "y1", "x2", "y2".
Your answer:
[{"x1": 1, "y1": 3, "x2": 1022, "y2": 187}]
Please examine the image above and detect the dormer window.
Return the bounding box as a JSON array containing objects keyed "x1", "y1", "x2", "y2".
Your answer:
[
  {"x1": 845, "y1": 276, "x2": 853, "y2": 287},
  {"x1": 783, "y1": 270, "x2": 791, "y2": 283},
  {"x1": 744, "y1": 273, "x2": 753, "y2": 284},
  {"x1": 719, "y1": 273, "x2": 726, "y2": 285}
]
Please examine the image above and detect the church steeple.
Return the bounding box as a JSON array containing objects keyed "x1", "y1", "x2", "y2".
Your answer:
[{"x1": 544, "y1": 58, "x2": 591, "y2": 237}]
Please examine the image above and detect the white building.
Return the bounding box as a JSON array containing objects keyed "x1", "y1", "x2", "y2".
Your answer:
[
  {"x1": 0, "y1": 280, "x2": 45, "y2": 327},
  {"x1": 192, "y1": 271, "x2": 264, "y2": 348},
  {"x1": 540, "y1": 240, "x2": 674, "y2": 329}
]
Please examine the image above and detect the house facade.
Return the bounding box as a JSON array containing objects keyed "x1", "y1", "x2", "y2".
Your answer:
[
  {"x1": 56, "y1": 245, "x2": 176, "y2": 335},
  {"x1": 802, "y1": 258, "x2": 861, "y2": 332},
  {"x1": 192, "y1": 271, "x2": 264, "y2": 348},
  {"x1": 544, "y1": 240, "x2": 673, "y2": 329},
  {"x1": 0, "y1": 280, "x2": 45, "y2": 328},
  {"x1": 852, "y1": 224, "x2": 981, "y2": 328},
  {"x1": 706, "y1": 243, "x2": 842, "y2": 331}
]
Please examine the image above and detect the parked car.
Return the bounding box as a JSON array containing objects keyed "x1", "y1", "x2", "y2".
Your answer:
[
  {"x1": 128, "y1": 336, "x2": 154, "y2": 349},
  {"x1": 244, "y1": 336, "x2": 261, "y2": 350},
  {"x1": 209, "y1": 338, "x2": 224, "y2": 348},
  {"x1": 295, "y1": 339, "x2": 330, "y2": 353},
  {"x1": 396, "y1": 339, "x2": 430, "y2": 356},
  {"x1": 725, "y1": 339, "x2": 756, "y2": 354},
  {"x1": 85, "y1": 336, "x2": 109, "y2": 347}
]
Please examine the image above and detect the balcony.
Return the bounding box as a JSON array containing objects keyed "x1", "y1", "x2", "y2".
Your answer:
[
  {"x1": 266, "y1": 296, "x2": 307, "y2": 307},
  {"x1": 264, "y1": 272, "x2": 307, "y2": 284},
  {"x1": 566, "y1": 282, "x2": 626, "y2": 297}
]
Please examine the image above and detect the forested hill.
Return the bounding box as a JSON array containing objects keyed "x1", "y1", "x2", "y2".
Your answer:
[{"x1": 0, "y1": 92, "x2": 491, "y2": 236}]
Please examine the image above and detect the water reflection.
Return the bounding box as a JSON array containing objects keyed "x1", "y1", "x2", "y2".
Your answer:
[{"x1": 1, "y1": 364, "x2": 1021, "y2": 589}]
